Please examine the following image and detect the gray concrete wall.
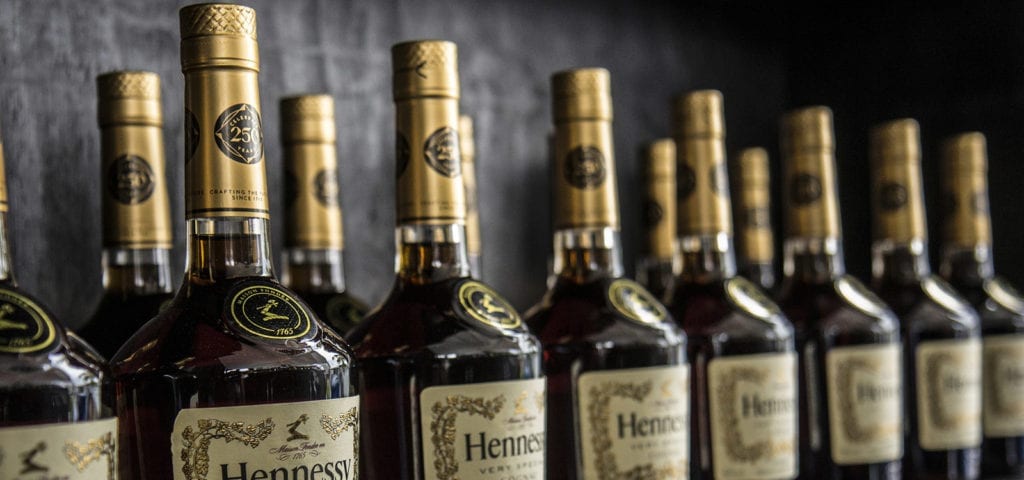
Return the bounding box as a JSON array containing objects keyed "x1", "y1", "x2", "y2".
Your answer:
[{"x1": 0, "y1": 0, "x2": 787, "y2": 326}]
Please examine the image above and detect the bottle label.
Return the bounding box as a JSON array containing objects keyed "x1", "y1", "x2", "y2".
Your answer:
[
  {"x1": 916, "y1": 338, "x2": 982, "y2": 450},
  {"x1": 419, "y1": 378, "x2": 546, "y2": 480},
  {"x1": 455, "y1": 280, "x2": 522, "y2": 330},
  {"x1": 825, "y1": 343, "x2": 903, "y2": 464},
  {"x1": 0, "y1": 288, "x2": 58, "y2": 354},
  {"x1": 708, "y1": 353, "x2": 797, "y2": 479},
  {"x1": 101, "y1": 125, "x2": 173, "y2": 249},
  {"x1": 0, "y1": 417, "x2": 118, "y2": 479},
  {"x1": 984, "y1": 335, "x2": 1024, "y2": 438},
  {"x1": 607, "y1": 279, "x2": 669, "y2": 324},
  {"x1": 576, "y1": 365, "x2": 689, "y2": 478},
  {"x1": 226, "y1": 283, "x2": 313, "y2": 340},
  {"x1": 170, "y1": 397, "x2": 360, "y2": 480}
]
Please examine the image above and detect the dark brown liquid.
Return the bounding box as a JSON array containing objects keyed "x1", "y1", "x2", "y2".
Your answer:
[
  {"x1": 345, "y1": 276, "x2": 542, "y2": 479},
  {"x1": 640, "y1": 259, "x2": 676, "y2": 302},
  {"x1": 79, "y1": 291, "x2": 173, "y2": 359},
  {"x1": 292, "y1": 290, "x2": 368, "y2": 337},
  {"x1": 526, "y1": 276, "x2": 687, "y2": 478},
  {"x1": 110, "y1": 276, "x2": 355, "y2": 480},
  {"x1": 668, "y1": 278, "x2": 794, "y2": 479},
  {"x1": 778, "y1": 274, "x2": 902, "y2": 480}
]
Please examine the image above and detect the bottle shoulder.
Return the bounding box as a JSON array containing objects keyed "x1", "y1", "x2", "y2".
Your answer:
[
  {"x1": 876, "y1": 275, "x2": 980, "y2": 339},
  {"x1": 670, "y1": 277, "x2": 793, "y2": 349},
  {"x1": 951, "y1": 276, "x2": 1024, "y2": 335},
  {"x1": 778, "y1": 274, "x2": 900, "y2": 342},
  {"x1": 346, "y1": 277, "x2": 541, "y2": 360},
  {"x1": 109, "y1": 276, "x2": 353, "y2": 378}
]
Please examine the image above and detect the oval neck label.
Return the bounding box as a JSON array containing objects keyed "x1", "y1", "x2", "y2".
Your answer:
[
  {"x1": 0, "y1": 288, "x2": 58, "y2": 354},
  {"x1": 608, "y1": 278, "x2": 668, "y2": 324},
  {"x1": 227, "y1": 284, "x2": 312, "y2": 340},
  {"x1": 456, "y1": 280, "x2": 522, "y2": 330}
]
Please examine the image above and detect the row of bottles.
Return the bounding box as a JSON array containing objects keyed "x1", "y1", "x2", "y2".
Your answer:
[{"x1": 0, "y1": 3, "x2": 1021, "y2": 480}]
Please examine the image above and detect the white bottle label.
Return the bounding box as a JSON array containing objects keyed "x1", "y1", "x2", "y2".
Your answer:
[
  {"x1": 708, "y1": 353, "x2": 797, "y2": 480},
  {"x1": 419, "y1": 378, "x2": 546, "y2": 480},
  {"x1": 170, "y1": 397, "x2": 360, "y2": 480},
  {"x1": 577, "y1": 365, "x2": 690, "y2": 479},
  {"x1": 916, "y1": 338, "x2": 982, "y2": 450},
  {"x1": 983, "y1": 335, "x2": 1024, "y2": 438},
  {"x1": 826, "y1": 343, "x2": 903, "y2": 464},
  {"x1": 0, "y1": 417, "x2": 117, "y2": 479}
]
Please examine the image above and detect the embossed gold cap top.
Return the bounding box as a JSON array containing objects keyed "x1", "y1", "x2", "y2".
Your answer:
[
  {"x1": 280, "y1": 94, "x2": 336, "y2": 144},
  {"x1": 782, "y1": 106, "x2": 834, "y2": 152},
  {"x1": 736, "y1": 147, "x2": 769, "y2": 187},
  {"x1": 943, "y1": 132, "x2": 987, "y2": 172},
  {"x1": 392, "y1": 40, "x2": 459, "y2": 101},
  {"x1": 646, "y1": 138, "x2": 675, "y2": 176},
  {"x1": 96, "y1": 70, "x2": 163, "y2": 127},
  {"x1": 674, "y1": 90, "x2": 724, "y2": 138},
  {"x1": 552, "y1": 68, "x2": 612, "y2": 122},
  {"x1": 870, "y1": 118, "x2": 920, "y2": 163},
  {"x1": 179, "y1": 3, "x2": 259, "y2": 71}
]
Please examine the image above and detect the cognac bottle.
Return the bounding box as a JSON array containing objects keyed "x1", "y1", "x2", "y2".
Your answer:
[
  {"x1": 636, "y1": 138, "x2": 678, "y2": 300},
  {"x1": 733, "y1": 147, "x2": 777, "y2": 293},
  {"x1": 777, "y1": 107, "x2": 903, "y2": 479},
  {"x1": 345, "y1": 40, "x2": 544, "y2": 480},
  {"x1": 526, "y1": 68, "x2": 688, "y2": 479},
  {"x1": 111, "y1": 5, "x2": 358, "y2": 478},
  {"x1": 0, "y1": 127, "x2": 115, "y2": 479},
  {"x1": 280, "y1": 94, "x2": 368, "y2": 336},
  {"x1": 79, "y1": 70, "x2": 175, "y2": 358},
  {"x1": 666, "y1": 90, "x2": 797, "y2": 480},
  {"x1": 870, "y1": 119, "x2": 981, "y2": 480},
  {"x1": 940, "y1": 132, "x2": 1024, "y2": 478}
]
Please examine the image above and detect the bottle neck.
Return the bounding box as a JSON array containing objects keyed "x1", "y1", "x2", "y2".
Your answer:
[
  {"x1": 395, "y1": 223, "x2": 470, "y2": 285},
  {"x1": 783, "y1": 236, "x2": 847, "y2": 285},
  {"x1": 872, "y1": 238, "x2": 931, "y2": 286},
  {"x1": 283, "y1": 248, "x2": 347, "y2": 294},
  {"x1": 677, "y1": 232, "x2": 736, "y2": 285},
  {"x1": 0, "y1": 213, "x2": 14, "y2": 286},
  {"x1": 552, "y1": 227, "x2": 623, "y2": 283},
  {"x1": 185, "y1": 217, "x2": 274, "y2": 284},
  {"x1": 940, "y1": 244, "x2": 995, "y2": 288},
  {"x1": 102, "y1": 247, "x2": 173, "y2": 295}
]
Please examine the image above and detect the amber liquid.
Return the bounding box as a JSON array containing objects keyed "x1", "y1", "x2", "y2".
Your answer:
[
  {"x1": 292, "y1": 291, "x2": 367, "y2": 337},
  {"x1": 638, "y1": 257, "x2": 676, "y2": 302},
  {"x1": 526, "y1": 275, "x2": 686, "y2": 478},
  {"x1": 345, "y1": 242, "x2": 541, "y2": 479},
  {"x1": 778, "y1": 267, "x2": 902, "y2": 479},
  {"x1": 79, "y1": 290, "x2": 173, "y2": 359},
  {"x1": 669, "y1": 278, "x2": 794, "y2": 479},
  {"x1": 111, "y1": 235, "x2": 354, "y2": 479}
]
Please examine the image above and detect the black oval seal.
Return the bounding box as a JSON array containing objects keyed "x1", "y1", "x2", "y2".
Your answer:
[
  {"x1": 678, "y1": 163, "x2": 696, "y2": 200},
  {"x1": 879, "y1": 182, "x2": 908, "y2": 211},
  {"x1": 214, "y1": 103, "x2": 264, "y2": 164},
  {"x1": 314, "y1": 169, "x2": 340, "y2": 208},
  {"x1": 185, "y1": 109, "x2": 200, "y2": 164},
  {"x1": 0, "y1": 288, "x2": 58, "y2": 354},
  {"x1": 107, "y1": 155, "x2": 155, "y2": 205},
  {"x1": 456, "y1": 280, "x2": 522, "y2": 330},
  {"x1": 791, "y1": 173, "x2": 822, "y2": 205},
  {"x1": 424, "y1": 126, "x2": 461, "y2": 178},
  {"x1": 228, "y1": 284, "x2": 312, "y2": 340},
  {"x1": 608, "y1": 279, "x2": 668, "y2": 324},
  {"x1": 564, "y1": 146, "x2": 606, "y2": 189},
  {"x1": 644, "y1": 198, "x2": 664, "y2": 229}
]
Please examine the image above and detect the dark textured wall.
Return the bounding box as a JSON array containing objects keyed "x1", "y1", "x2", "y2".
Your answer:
[{"x1": 0, "y1": 0, "x2": 787, "y2": 325}]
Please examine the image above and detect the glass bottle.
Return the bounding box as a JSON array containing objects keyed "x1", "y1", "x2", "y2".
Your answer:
[
  {"x1": 280, "y1": 94, "x2": 368, "y2": 336},
  {"x1": 345, "y1": 40, "x2": 544, "y2": 480},
  {"x1": 110, "y1": 5, "x2": 358, "y2": 478},
  {"x1": 0, "y1": 127, "x2": 115, "y2": 479},
  {"x1": 636, "y1": 138, "x2": 678, "y2": 300},
  {"x1": 460, "y1": 114, "x2": 484, "y2": 279},
  {"x1": 940, "y1": 132, "x2": 1024, "y2": 478},
  {"x1": 666, "y1": 90, "x2": 797, "y2": 480},
  {"x1": 734, "y1": 147, "x2": 777, "y2": 293},
  {"x1": 777, "y1": 107, "x2": 903, "y2": 479},
  {"x1": 526, "y1": 68, "x2": 689, "y2": 479},
  {"x1": 870, "y1": 119, "x2": 982, "y2": 480},
  {"x1": 79, "y1": 70, "x2": 175, "y2": 358}
]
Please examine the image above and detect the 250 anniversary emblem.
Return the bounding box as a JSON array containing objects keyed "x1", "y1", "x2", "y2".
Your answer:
[
  {"x1": 215, "y1": 103, "x2": 264, "y2": 164},
  {"x1": 107, "y1": 154, "x2": 155, "y2": 205},
  {"x1": 228, "y1": 284, "x2": 311, "y2": 340},
  {"x1": 424, "y1": 126, "x2": 461, "y2": 178}
]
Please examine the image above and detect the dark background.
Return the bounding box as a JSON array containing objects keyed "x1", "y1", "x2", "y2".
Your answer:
[{"x1": 0, "y1": 0, "x2": 1019, "y2": 327}]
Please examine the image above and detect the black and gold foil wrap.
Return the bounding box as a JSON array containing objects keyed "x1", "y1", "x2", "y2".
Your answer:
[
  {"x1": 734, "y1": 147, "x2": 774, "y2": 264},
  {"x1": 392, "y1": 40, "x2": 466, "y2": 225},
  {"x1": 942, "y1": 132, "x2": 992, "y2": 248},
  {"x1": 460, "y1": 115, "x2": 481, "y2": 256},
  {"x1": 780, "y1": 106, "x2": 841, "y2": 239},
  {"x1": 551, "y1": 68, "x2": 619, "y2": 229},
  {"x1": 643, "y1": 139, "x2": 676, "y2": 260},
  {"x1": 870, "y1": 118, "x2": 927, "y2": 243},
  {"x1": 96, "y1": 70, "x2": 173, "y2": 249},
  {"x1": 281, "y1": 94, "x2": 344, "y2": 250},
  {"x1": 673, "y1": 90, "x2": 731, "y2": 236},
  {"x1": 179, "y1": 3, "x2": 269, "y2": 219}
]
